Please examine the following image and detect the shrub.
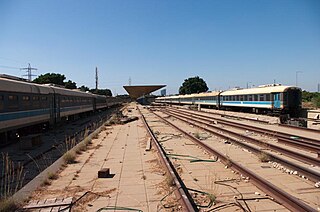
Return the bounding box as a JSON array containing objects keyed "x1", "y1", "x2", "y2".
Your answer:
[{"x1": 63, "y1": 151, "x2": 76, "y2": 164}]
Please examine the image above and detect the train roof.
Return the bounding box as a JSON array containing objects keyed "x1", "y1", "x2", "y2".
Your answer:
[
  {"x1": 156, "y1": 91, "x2": 220, "y2": 99},
  {"x1": 0, "y1": 77, "x2": 101, "y2": 98},
  {"x1": 0, "y1": 77, "x2": 53, "y2": 94},
  {"x1": 220, "y1": 85, "x2": 301, "y2": 96},
  {"x1": 190, "y1": 91, "x2": 220, "y2": 97}
]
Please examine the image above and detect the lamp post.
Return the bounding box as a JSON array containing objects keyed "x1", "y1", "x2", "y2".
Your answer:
[{"x1": 296, "y1": 71, "x2": 302, "y2": 86}]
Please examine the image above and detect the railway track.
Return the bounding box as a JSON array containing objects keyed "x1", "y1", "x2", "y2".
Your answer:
[
  {"x1": 138, "y1": 107, "x2": 198, "y2": 211},
  {"x1": 159, "y1": 107, "x2": 320, "y2": 183},
  {"x1": 138, "y1": 106, "x2": 320, "y2": 211},
  {"x1": 169, "y1": 107, "x2": 320, "y2": 154}
]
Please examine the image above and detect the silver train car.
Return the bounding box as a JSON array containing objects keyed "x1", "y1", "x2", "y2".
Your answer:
[
  {"x1": 0, "y1": 76, "x2": 122, "y2": 142},
  {"x1": 156, "y1": 84, "x2": 302, "y2": 117}
]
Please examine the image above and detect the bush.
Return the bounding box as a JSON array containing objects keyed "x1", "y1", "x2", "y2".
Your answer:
[{"x1": 312, "y1": 95, "x2": 320, "y2": 108}]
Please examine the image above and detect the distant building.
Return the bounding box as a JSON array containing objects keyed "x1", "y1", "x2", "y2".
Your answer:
[{"x1": 161, "y1": 89, "x2": 166, "y2": 96}]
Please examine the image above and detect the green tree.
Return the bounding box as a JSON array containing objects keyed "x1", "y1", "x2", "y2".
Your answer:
[
  {"x1": 33, "y1": 73, "x2": 66, "y2": 85},
  {"x1": 302, "y1": 90, "x2": 314, "y2": 102},
  {"x1": 312, "y1": 94, "x2": 320, "y2": 108},
  {"x1": 90, "y1": 89, "x2": 112, "y2": 96},
  {"x1": 79, "y1": 85, "x2": 90, "y2": 92},
  {"x1": 64, "y1": 80, "x2": 77, "y2": 89},
  {"x1": 179, "y1": 76, "x2": 208, "y2": 95}
]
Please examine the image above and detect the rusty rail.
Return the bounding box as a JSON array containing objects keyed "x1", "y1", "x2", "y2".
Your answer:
[
  {"x1": 150, "y1": 109, "x2": 317, "y2": 212},
  {"x1": 137, "y1": 107, "x2": 198, "y2": 212},
  {"x1": 169, "y1": 108, "x2": 320, "y2": 153},
  {"x1": 161, "y1": 109, "x2": 320, "y2": 183}
]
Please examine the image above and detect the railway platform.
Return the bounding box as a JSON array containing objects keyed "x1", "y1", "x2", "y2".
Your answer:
[{"x1": 23, "y1": 103, "x2": 168, "y2": 211}]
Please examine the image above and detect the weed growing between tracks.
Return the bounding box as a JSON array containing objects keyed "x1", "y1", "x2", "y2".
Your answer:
[{"x1": 258, "y1": 152, "x2": 271, "y2": 163}]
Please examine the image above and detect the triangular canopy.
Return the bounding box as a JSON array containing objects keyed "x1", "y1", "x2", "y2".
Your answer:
[{"x1": 123, "y1": 85, "x2": 166, "y2": 99}]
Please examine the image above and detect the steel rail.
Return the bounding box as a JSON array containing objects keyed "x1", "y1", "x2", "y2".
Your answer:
[
  {"x1": 166, "y1": 109, "x2": 320, "y2": 168},
  {"x1": 137, "y1": 107, "x2": 198, "y2": 212},
  {"x1": 150, "y1": 109, "x2": 317, "y2": 212},
  {"x1": 172, "y1": 105, "x2": 270, "y2": 124},
  {"x1": 169, "y1": 108, "x2": 320, "y2": 152},
  {"x1": 176, "y1": 107, "x2": 320, "y2": 145},
  {"x1": 279, "y1": 123, "x2": 320, "y2": 134},
  {"x1": 161, "y1": 109, "x2": 320, "y2": 183}
]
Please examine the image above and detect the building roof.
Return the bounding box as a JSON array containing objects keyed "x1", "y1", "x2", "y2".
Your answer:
[{"x1": 123, "y1": 85, "x2": 166, "y2": 99}]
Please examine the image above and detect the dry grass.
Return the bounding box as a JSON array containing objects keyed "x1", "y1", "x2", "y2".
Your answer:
[
  {"x1": 41, "y1": 179, "x2": 51, "y2": 186},
  {"x1": 165, "y1": 174, "x2": 175, "y2": 187},
  {"x1": 0, "y1": 198, "x2": 19, "y2": 212},
  {"x1": 1, "y1": 153, "x2": 25, "y2": 199},
  {"x1": 47, "y1": 172, "x2": 58, "y2": 180},
  {"x1": 63, "y1": 151, "x2": 76, "y2": 164},
  {"x1": 258, "y1": 153, "x2": 271, "y2": 163},
  {"x1": 194, "y1": 132, "x2": 201, "y2": 139}
]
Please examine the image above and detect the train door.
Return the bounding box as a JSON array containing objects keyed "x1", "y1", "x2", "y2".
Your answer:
[
  {"x1": 272, "y1": 93, "x2": 281, "y2": 109},
  {"x1": 93, "y1": 97, "x2": 97, "y2": 112},
  {"x1": 54, "y1": 94, "x2": 61, "y2": 123}
]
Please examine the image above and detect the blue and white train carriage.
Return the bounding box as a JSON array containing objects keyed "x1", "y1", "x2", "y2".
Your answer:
[
  {"x1": 0, "y1": 75, "x2": 123, "y2": 145},
  {"x1": 156, "y1": 84, "x2": 302, "y2": 117},
  {"x1": 219, "y1": 84, "x2": 301, "y2": 116}
]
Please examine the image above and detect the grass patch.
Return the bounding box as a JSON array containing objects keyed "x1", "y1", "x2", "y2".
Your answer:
[
  {"x1": 63, "y1": 151, "x2": 76, "y2": 164},
  {"x1": 259, "y1": 153, "x2": 271, "y2": 163},
  {"x1": 75, "y1": 143, "x2": 87, "y2": 154},
  {"x1": 194, "y1": 132, "x2": 201, "y2": 139},
  {"x1": 0, "y1": 198, "x2": 19, "y2": 212},
  {"x1": 47, "y1": 172, "x2": 58, "y2": 180},
  {"x1": 41, "y1": 179, "x2": 51, "y2": 186},
  {"x1": 166, "y1": 175, "x2": 175, "y2": 187}
]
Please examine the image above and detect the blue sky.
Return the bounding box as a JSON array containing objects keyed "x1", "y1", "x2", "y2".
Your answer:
[{"x1": 0, "y1": 0, "x2": 319, "y2": 95}]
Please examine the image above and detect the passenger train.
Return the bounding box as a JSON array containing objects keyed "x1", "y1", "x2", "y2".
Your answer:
[
  {"x1": 156, "y1": 84, "x2": 302, "y2": 117},
  {"x1": 0, "y1": 75, "x2": 122, "y2": 142}
]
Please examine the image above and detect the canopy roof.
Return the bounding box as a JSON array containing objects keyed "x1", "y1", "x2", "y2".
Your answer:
[{"x1": 123, "y1": 85, "x2": 166, "y2": 99}]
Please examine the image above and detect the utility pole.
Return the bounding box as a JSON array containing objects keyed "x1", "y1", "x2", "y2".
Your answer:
[
  {"x1": 129, "y1": 77, "x2": 131, "y2": 86},
  {"x1": 21, "y1": 63, "x2": 37, "y2": 81},
  {"x1": 95, "y1": 67, "x2": 98, "y2": 92}
]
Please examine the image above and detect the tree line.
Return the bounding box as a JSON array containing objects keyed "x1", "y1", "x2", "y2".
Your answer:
[
  {"x1": 33, "y1": 73, "x2": 112, "y2": 96},
  {"x1": 302, "y1": 91, "x2": 320, "y2": 108}
]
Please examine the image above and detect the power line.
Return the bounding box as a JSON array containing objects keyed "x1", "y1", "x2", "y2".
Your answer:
[
  {"x1": 20, "y1": 63, "x2": 37, "y2": 81},
  {"x1": 0, "y1": 65, "x2": 21, "y2": 69}
]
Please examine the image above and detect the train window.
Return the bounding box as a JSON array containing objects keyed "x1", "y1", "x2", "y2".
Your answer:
[
  {"x1": 254, "y1": 95, "x2": 258, "y2": 101},
  {"x1": 41, "y1": 96, "x2": 47, "y2": 101},
  {"x1": 259, "y1": 94, "x2": 265, "y2": 101},
  {"x1": 240, "y1": 95, "x2": 244, "y2": 101},
  {"x1": 248, "y1": 95, "x2": 253, "y2": 101},
  {"x1": 8, "y1": 95, "x2": 18, "y2": 100},
  {"x1": 33, "y1": 96, "x2": 40, "y2": 101},
  {"x1": 22, "y1": 96, "x2": 30, "y2": 101},
  {"x1": 0, "y1": 95, "x2": 3, "y2": 101},
  {"x1": 244, "y1": 95, "x2": 248, "y2": 101},
  {"x1": 266, "y1": 94, "x2": 271, "y2": 101}
]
